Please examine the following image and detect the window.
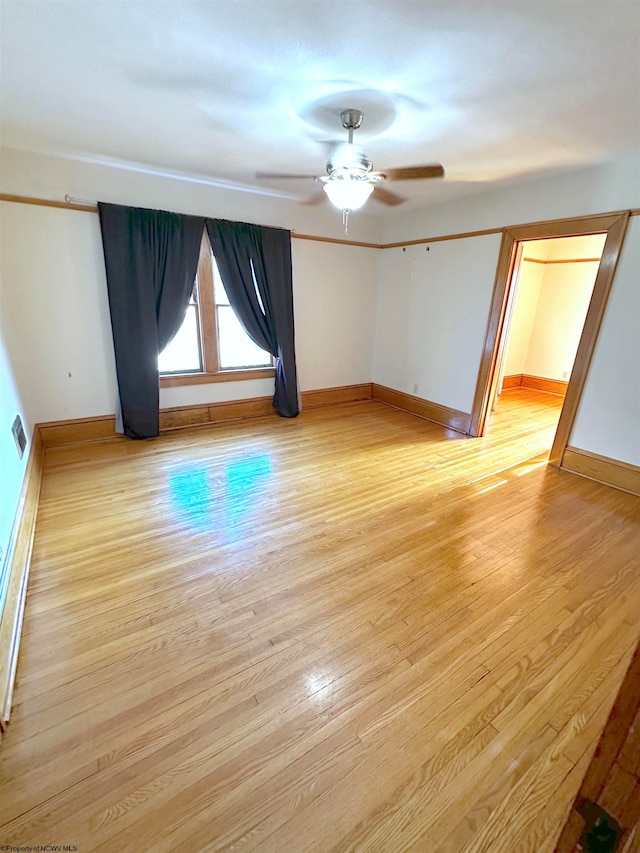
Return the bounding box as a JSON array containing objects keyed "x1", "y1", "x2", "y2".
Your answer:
[
  {"x1": 159, "y1": 234, "x2": 273, "y2": 386},
  {"x1": 214, "y1": 263, "x2": 272, "y2": 370},
  {"x1": 158, "y1": 288, "x2": 202, "y2": 375}
]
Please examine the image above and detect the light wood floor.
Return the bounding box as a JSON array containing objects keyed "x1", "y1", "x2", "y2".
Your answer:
[{"x1": 1, "y1": 389, "x2": 639, "y2": 851}]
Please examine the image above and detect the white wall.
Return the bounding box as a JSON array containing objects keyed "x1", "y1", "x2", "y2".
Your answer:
[
  {"x1": 376, "y1": 153, "x2": 639, "y2": 465},
  {"x1": 504, "y1": 234, "x2": 606, "y2": 381},
  {"x1": 524, "y1": 261, "x2": 599, "y2": 381},
  {"x1": 0, "y1": 148, "x2": 382, "y2": 423},
  {"x1": 292, "y1": 241, "x2": 379, "y2": 391},
  {"x1": 503, "y1": 260, "x2": 545, "y2": 377},
  {"x1": 0, "y1": 204, "x2": 119, "y2": 422},
  {"x1": 382, "y1": 152, "x2": 640, "y2": 244},
  {"x1": 544, "y1": 234, "x2": 608, "y2": 261},
  {"x1": 0, "y1": 267, "x2": 32, "y2": 581},
  {"x1": 1, "y1": 147, "x2": 383, "y2": 246},
  {"x1": 373, "y1": 233, "x2": 502, "y2": 413},
  {"x1": 571, "y1": 216, "x2": 640, "y2": 465},
  {"x1": 2, "y1": 146, "x2": 638, "y2": 466}
]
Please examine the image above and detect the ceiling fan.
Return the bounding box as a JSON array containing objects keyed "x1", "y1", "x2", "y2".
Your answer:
[{"x1": 257, "y1": 108, "x2": 445, "y2": 216}]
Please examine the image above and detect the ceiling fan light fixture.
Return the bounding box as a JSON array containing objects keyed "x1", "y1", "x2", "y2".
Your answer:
[
  {"x1": 322, "y1": 177, "x2": 374, "y2": 211},
  {"x1": 257, "y1": 108, "x2": 443, "y2": 216}
]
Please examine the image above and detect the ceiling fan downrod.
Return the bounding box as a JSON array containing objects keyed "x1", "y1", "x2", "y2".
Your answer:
[{"x1": 340, "y1": 109, "x2": 364, "y2": 146}]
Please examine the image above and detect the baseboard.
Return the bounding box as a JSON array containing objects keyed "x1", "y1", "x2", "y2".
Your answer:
[
  {"x1": 0, "y1": 428, "x2": 44, "y2": 733},
  {"x1": 503, "y1": 374, "x2": 568, "y2": 396},
  {"x1": 562, "y1": 446, "x2": 640, "y2": 497},
  {"x1": 159, "y1": 396, "x2": 275, "y2": 431},
  {"x1": 371, "y1": 383, "x2": 471, "y2": 435},
  {"x1": 37, "y1": 384, "x2": 374, "y2": 448},
  {"x1": 302, "y1": 383, "x2": 372, "y2": 408},
  {"x1": 502, "y1": 374, "x2": 523, "y2": 390},
  {"x1": 38, "y1": 413, "x2": 121, "y2": 448},
  {"x1": 521, "y1": 374, "x2": 568, "y2": 396}
]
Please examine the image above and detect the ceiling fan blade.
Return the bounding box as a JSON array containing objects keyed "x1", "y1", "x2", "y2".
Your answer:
[
  {"x1": 374, "y1": 185, "x2": 405, "y2": 206},
  {"x1": 381, "y1": 164, "x2": 445, "y2": 181},
  {"x1": 256, "y1": 172, "x2": 319, "y2": 180}
]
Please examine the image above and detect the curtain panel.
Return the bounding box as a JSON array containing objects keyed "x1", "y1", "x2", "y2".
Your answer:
[
  {"x1": 98, "y1": 202, "x2": 205, "y2": 438},
  {"x1": 205, "y1": 219, "x2": 299, "y2": 418}
]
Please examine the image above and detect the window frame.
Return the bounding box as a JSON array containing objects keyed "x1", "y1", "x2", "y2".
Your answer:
[{"x1": 159, "y1": 233, "x2": 275, "y2": 387}]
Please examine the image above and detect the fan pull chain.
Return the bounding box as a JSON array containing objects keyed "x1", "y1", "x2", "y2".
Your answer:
[{"x1": 343, "y1": 208, "x2": 350, "y2": 235}]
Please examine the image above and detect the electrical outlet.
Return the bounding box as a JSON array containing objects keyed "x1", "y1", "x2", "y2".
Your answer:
[
  {"x1": 11, "y1": 415, "x2": 27, "y2": 460},
  {"x1": 413, "y1": 384, "x2": 418, "y2": 395},
  {"x1": 562, "y1": 370, "x2": 568, "y2": 379}
]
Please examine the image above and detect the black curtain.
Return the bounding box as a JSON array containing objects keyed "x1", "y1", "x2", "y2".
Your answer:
[
  {"x1": 98, "y1": 203, "x2": 205, "y2": 438},
  {"x1": 205, "y1": 219, "x2": 299, "y2": 417}
]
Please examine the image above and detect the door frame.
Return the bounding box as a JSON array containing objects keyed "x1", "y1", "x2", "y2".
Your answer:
[{"x1": 468, "y1": 211, "x2": 630, "y2": 466}]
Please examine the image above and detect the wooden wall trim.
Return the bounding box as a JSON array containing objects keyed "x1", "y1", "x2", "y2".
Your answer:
[
  {"x1": 561, "y1": 447, "x2": 640, "y2": 497},
  {"x1": 523, "y1": 256, "x2": 602, "y2": 265},
  {"x1": 37, "y1": 401, "x2": 274, "y2": 446},
  {"x1": 503, "y1": 374, "x2": 568, "y2": 396},
  {"x1": 160, "y1": 367, "x2": 275, "y2": 388},
  {"x1": 159, "y1": 396, "x2": 274, "y2": 431},
  {"x1": 521, "y1": 375, "x2": 568, "y2": 396},
  {"x1": 501, "y1": 374, "x2": 523, "y2": 390},
  {"x1": 37, "y1": 384, "x2": 374, "y2": 448},
  {"x1": 290, "y1": 233, "x2": 382, "y2": 250},
  {"x1": 469, "y1": 212, "x2": 631, "y2": 460},
  {"x1": 302, "y1": 383, "x2": 372, "y2": 408},
  {"x1": 0, "y1": 194, "x2": 382, "y2": 250},
  {"x1": 2, "y1": 193, "x2": 639, "y2": 251},
  {"x1": 379, "y1": 209, "x2": 637, "y2": 250},
  {"x1": 38, "y1": 414, "x2": 121, "y2": 448},
  {"x1": 371, "y1": 383, "x2": 471, "y2": 435},
  {"x1": 549, "y1": 213, "x2": 630, "y2": 465},
  {"x1": 506, "y1": 211, "x2": 627, "y2": 242},
  {"x1": 0, "y1": 429, "x2": 44, "y2": 731},
  {"x1": 468, "y1": 230, "x2": 517, "y2": 437},
  {"x1": 382, "y1": 227, "x2": 503, "y2": 248}
]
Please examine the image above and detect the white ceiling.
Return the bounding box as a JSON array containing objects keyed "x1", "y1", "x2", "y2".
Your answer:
[{"x1": 1, "y1": 0, "x2": 639, "y2": 214}]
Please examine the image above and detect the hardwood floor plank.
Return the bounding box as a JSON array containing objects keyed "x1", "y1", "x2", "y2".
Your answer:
[
  {"x1": 433, "y1": 725, "x2": 568, "y2": 853},
  {"x1": 1, "y1": 390, "x2": 638, "y2": 851}
]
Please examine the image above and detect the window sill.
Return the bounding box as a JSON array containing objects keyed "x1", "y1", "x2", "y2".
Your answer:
[{"x1": 160, "y1": 368, "x2": 275, "y2": 388}]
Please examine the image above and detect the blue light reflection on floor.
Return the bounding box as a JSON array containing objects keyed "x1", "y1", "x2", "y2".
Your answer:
[
  {"x1": 168, "y1": 467, "x2": 212, "y2": 530},
  {"x1": 168, "y1": 454, "x2": 272, "y2": 537},
  {"x1": 225, "y1": 455, "x2": 272, "y2": 524}
]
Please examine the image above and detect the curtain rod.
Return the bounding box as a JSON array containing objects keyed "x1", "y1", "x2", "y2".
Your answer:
[
  {"x1": 1, "y1": 192, "x2": 638, "y2": 250},
  {"x1": 61, "y1": 195, "x2": 384, "y2": 248}
]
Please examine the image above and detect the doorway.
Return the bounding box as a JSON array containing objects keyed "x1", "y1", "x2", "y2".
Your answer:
[
  {"x1": 469, "y1": 212, "x2": 630, "y2": 465},
  {"x1": 486, "y1": 233, "x2": 606, "y2": 459}
]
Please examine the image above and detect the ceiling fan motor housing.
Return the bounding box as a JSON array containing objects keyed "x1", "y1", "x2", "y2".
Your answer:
[
  {"x1": 326, "y1": 145, "x2": 374, "y2": 179},
  {"x1": 327, "y1": 109, "x2": 383, "y2": 184},
  {"x1": 340, "y1": 109, "x2": 364, "y2": 130}
]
